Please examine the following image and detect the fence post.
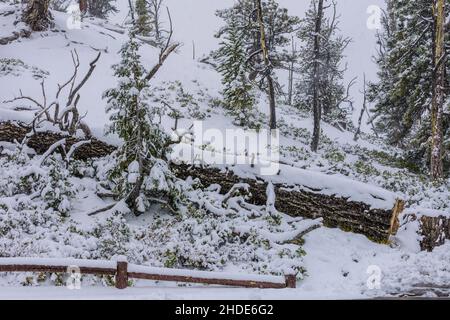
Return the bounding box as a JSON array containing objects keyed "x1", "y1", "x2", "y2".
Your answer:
[
  {"x1": 115, "y1": 256, "x2": 128, "y2": 289},
  {"x1": 284, "y1": 274, "x2": 296, "y2": 288}
]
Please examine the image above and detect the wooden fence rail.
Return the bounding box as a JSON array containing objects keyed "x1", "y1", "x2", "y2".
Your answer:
[{"x1": 0, "y1": 258, "x2": 296, "y2": 289}]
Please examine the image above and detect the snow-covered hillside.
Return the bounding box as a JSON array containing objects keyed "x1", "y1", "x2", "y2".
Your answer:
[{"x1": 0, "y1": 1, "x2": 449, "y2": 300}]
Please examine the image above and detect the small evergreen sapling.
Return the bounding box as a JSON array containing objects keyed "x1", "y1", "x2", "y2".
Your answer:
[
  {"x1": 217, "y1": 17, "x2": 256, "y2": 127},
  {"x1": 135, "y1": 0, "x2": 152, "y2": 37},
  {"x1": 103, "y1": 30, "x2": 172, "y2": 215}
]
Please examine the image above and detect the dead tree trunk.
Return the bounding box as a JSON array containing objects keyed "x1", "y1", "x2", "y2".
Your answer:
[
  {"x1": 149, "y1": 0, "x2": 164, "y2": 44},
  {"x1": 354, "y1": 73, "x2": 368, "y2": 141},
  {"x1": 287, "y1": 37, "x2": 297, "y2": 106},
  {"x1": 311, "y1": 0, "x2": 324, "y2": 152},
  {"x1": 79, "y1": 0, "x2": 88, "y2": 14},
  {"x1": 22, "y1": 0, "x2": 53, "y2": 31},
  {"x1": 0, "y1": 122, "x2": 115, "y2": 160},
  {"x1": 430, "y1": 0, "x2": 446, "y2": 181},
  {"x1": 172, "y1": 164, "x2": 404, "y2": 244},
  {"x1": 255, "y1": 0, "x2": 277, "y2": 130}
]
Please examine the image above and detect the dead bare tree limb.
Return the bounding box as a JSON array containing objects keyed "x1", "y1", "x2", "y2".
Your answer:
[
  {"x1": 144, "y1": 7, "x2": 180, "y2": 81},
  {"x1": 3, "y1": 50, "x2": 101, "y2": 138}
]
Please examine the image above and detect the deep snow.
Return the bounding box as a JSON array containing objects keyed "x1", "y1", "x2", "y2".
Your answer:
[{"x1": 0, "y1": 1, "x2": 449, "y2": 299}]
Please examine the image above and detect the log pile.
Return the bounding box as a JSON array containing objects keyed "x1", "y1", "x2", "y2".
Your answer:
[{"x1": 0, "y1": 121, "x2": 405, "y2": 244}]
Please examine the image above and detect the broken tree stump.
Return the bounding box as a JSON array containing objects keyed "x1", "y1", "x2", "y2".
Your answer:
[{"x1": 403, "y1": 213, "x2": 450, "y2": 252}]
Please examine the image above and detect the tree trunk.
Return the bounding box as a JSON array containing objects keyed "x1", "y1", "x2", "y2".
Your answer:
[
  {"x1": 403, "y1": 213, "x2": 450, "y2": 252},
  {"x1": 0, "y1": 122, "x2": 114, "y2": 160},
  {"x1": 354, "y1": 74, "x2": 367, "y2": 141},
  {"x1": 311, "y1": 0, "x2": 324, "y2": 152},
  {"x1": 430, "y1": 0, "x2": 445, "y2": 181},
  {"x1": 128, "y1": 0, "x2": 135, "y2": 22},
  {"x1": 267, "y1": 76, "x2": 277, "y2": 130},
  {"x1": 22, "y1": 0, "x2": 53, "y2": 31},
  {"x1": 79, "y1": 0, "x2": 88, "y2": 14},
  {"x1": 173, "y1": 164, "x2": 404, "y2": 244},
  {"x1": 287, "y1": 37, "x2": 296, "y2": 106},
  {"x1": 255, "y1": 0, "x2": 277, "y2": 130}
]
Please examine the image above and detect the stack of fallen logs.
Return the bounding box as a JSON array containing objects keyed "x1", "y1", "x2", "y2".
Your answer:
[{"x1": 0, "y1": 121, "x2": 448, "y2": 251}]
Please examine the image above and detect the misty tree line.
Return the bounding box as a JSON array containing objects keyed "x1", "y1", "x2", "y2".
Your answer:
[{"x1": 17, "y1": 0, "x2": 450, "y2": 182}]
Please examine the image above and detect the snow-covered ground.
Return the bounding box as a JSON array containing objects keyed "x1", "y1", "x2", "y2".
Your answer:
[{"x1": 0, "y1": 1, "x2": 449, "y2": 299}]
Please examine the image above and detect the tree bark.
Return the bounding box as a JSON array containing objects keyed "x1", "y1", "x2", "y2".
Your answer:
[
  {"x1": 404, "y1": 213, "x2": 450, "y2": 252},
  {"x1": 172, "y1": 164, "x2": 404, "y2": 244},
  {"x1": 287, "y1": 37, "x2": 296, "y2": 106},
  {"x1": 22, "y1": 0, "x2": 53, "y2": 31},
  {"x1": 255, "y1": 0, "x2": 277, "y2": 130},
  {"x1": 79, "y1": 0, "x2": 88, "y2": 14},
  {"x1": 430, "y1": 0, "x2": 446, "y2": 181},
  {"x1": 311, "y1": 0, "x2": 324, "y2": 152},
  {"x1": 354, "y1": 74, "x2": 367, "y2": 141},
  {"x1": 0, "y1": 122, "x2": 114, "y2": 160}
]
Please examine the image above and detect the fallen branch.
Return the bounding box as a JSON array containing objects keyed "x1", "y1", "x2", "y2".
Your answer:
[
  {"x1": 38, "y1": 138, "x2": 66, "y2": 166},
  {"x1": 87, "y1": 203, "x2": 117, "y2": 216}
]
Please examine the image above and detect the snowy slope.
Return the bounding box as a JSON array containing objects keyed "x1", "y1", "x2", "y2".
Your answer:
[
  {"x1": 1, "y1": 1, "x2": 449, "y2": 299},
  {"x1": 1, "y1": 0, "x2": 385, "y2": 131}
]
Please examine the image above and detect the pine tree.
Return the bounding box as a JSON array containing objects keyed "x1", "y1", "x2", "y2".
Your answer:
[
  {"x1": 214, "y1": 0, "x2": 298, "y2": 129},
  {"x1": 214, "y1": 0, "x2": 300, "y2": 70},
  {"x1": 135, "y1": 0, "x2": 152, "y2": 37},
  {"x1": 217, "y1": 17, "x2": 256, "y2": 127},
  {"x1": 295, "y1": 0, "x2": 351, "y2": 151},
  {"x1": 103, "y1": 30, "x2": 171, "y2": 215},
  {"x1": 369, "y1": 0, "x2": 449, "y2": 174},
  {"x1": 213, "y1": 0, "x2": 299, "y2": 113},
  {"x1": 87, "y1": 0, "x2": 117, "y2": 18}
]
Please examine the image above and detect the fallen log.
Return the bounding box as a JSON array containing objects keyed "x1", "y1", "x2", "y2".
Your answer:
[
  {"x1": 0, "y1": 121, "x2": 403, "y2": 243},
  {"x1": 0, "y1": 121, "x2": 115, "y2": 160},
  {"x1": 172, "y1": 164, "x2": 404, "y2": 244}
]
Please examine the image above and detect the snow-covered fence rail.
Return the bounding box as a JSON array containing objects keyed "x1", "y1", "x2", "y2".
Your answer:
[{"x1": 0, "y1": 258, "x2": 296, "y2": 289}]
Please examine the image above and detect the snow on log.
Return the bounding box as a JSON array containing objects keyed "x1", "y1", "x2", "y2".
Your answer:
[
  {"x1": 0, "y1": 121, "x2": 115, "y2": 160},
  {"x1": 0, "y1": 121, "x2": 405, "y2": 243},
  {"x1": 173, "y1": 164, "x2": 404, "y2": 244}
]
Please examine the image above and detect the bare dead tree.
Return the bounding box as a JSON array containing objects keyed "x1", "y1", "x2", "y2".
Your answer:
[
  {"x1": 354, "y1": 74, "x2": 367, "y2": 141},
  {"x1": 246, "y1": 0, "x2": 277, "y2": 130},
  {"x1": 3, "y1": 50, "x2": 101, "y2": 137},
  {"x1": 311, "y1": 0, "x2": 324, "y2": 152},
  {"x1": 147, "y1": 0, "x2": 164, "y2": 44},
  {"x1": 430, "y1": 0, "x2": 446, "y2": 181},
  {"x1": 127, "y1": 0, "x2": 135, "y2": 22},
  {"x1": 144, "y1": 7, "x2": 180, "y2": 81},
  {"x1": 287, "y1": 36, "x2": 298, "y2": 106}
]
